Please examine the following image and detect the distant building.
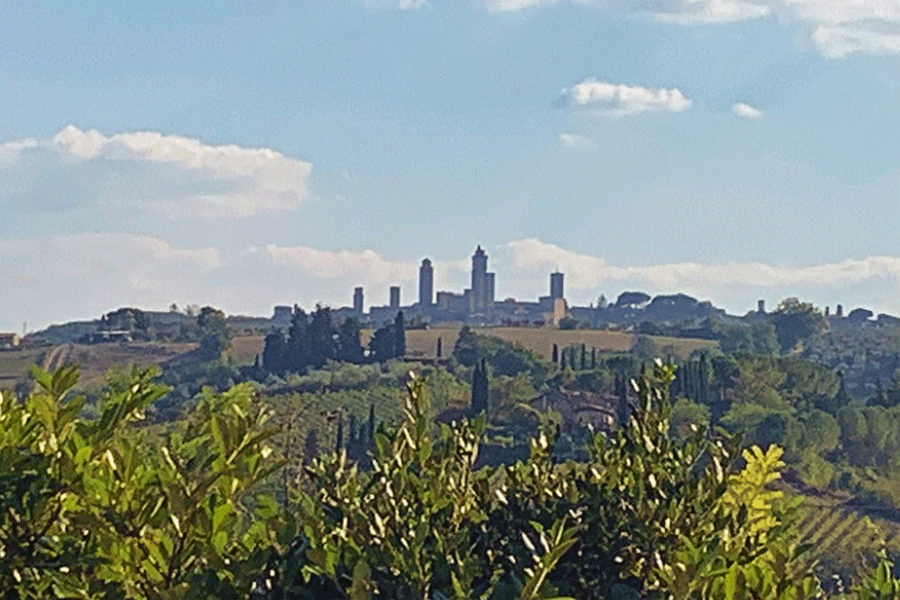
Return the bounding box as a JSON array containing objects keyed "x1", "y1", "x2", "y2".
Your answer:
[
  {"x1": 353, "y1": 287, "x2": 364, "y2": 314},
  {"x1": 389, "y1": 286, "x2": 401, "y2": 309},
  {"x1": 0, "y1": 333, "x2": 20, "y2": 349},
  {"x1": 418, "y1": 259, "x2": 433, "y2": 307},
  {"x1": 546, "y1": 297, "x2": 568, "y2": 328},
  {"x1": 436, "y1": 290, "x2": 471, "y2": 314},
  {"x1": 84, "y1": 330, "x2": 132, "y2": 344},
  {"x1": 470, "y1": 245, "x2": 495, "y2": 313},
  {"x1": 550, "y1": 272, "x2": 564, "y2": 300},
  {"x1": 272, "y1": 306, "x2": 293, "y2": 322},
  {"x1": 757, "y1": 299, "x2": 766, "y2": 314}
]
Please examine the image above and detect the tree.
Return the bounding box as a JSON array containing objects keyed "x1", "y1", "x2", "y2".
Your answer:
[
  {"x1": 308, "y1": 306, "x2": 337, "y2": 367},
  {"x1": 369, "y1": 324, "x2": 396, "y2": 363},
  {"x1": 453, "y1": 326, "x2": 478, "y2": 367},
  {"x1": 552, "y1": 343, "x2": 559, "y2": 364},
  {"x1": 262, "y1": 329, "x2": 287, "y2": 376},
  {"x1": 771, "y1": 297, "x2": 826, "y2": 353},
  {"x1": 436, "y1": 337, "x2": 443, "y2": 358},
  {"x1": 286, "y1": 306, "x2": 310, "y2": 372},
  {"x1": 197, "y1": 306, "x2": 229, "y2": 358},
  {"x1": 394, "y1": 311, "x2": 406, "y2": 358},
  {"x1": 337, "y1": 317, "x2": 363, "y2": 364},
  {"x1": 470, "y1": 358, "x2": 489, "y2": 415},
  {"x1": 559, "y1": 317, "x2": 579, "y2": 330}
]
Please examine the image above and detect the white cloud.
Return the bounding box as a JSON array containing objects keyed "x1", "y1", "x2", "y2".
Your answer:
[
  {"x1": 264, "y1": 245, "x2": 417, "y2": 284},
  {"x1": 560, "y1": 78, "x2": 692, "y2": 115},
  {"x1": 483, "y1": 0, "x2": 565, "y2": 12},
  {"x1": 0, "y1": 126, "x2": 312, "y2": 218},
  {"x1": 650, "y1": 0, "x2": 770, "y2": 24},
  {"x1": 361, "y1": 0, "x2": 427, "y2": 8},
  {"x1": 811, "y1": 22, "x2": 900, "y2": 58},
  {"x1": 479, "y1": 0, "x2": 900, "y2": 57},
  {"x1": 732, "y1": 102, "x2": 764, "y2": 118},
  {"x1": 559, "y1": 133, "x2": 596, "y2": 147}
]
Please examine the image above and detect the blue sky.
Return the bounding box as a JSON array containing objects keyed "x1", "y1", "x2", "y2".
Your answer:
[{"x1": 1, "y1": 0, "x2": 898, "y2": 330}]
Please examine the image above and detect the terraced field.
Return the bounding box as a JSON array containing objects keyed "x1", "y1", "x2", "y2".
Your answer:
[{"x1": 795, "y1": 499, "x2": 890, "y2": 578}]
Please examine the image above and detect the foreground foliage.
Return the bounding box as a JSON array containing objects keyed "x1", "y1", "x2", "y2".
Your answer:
[{"x1": 2, "y1": 362, "x2": 899, "y2": 599}]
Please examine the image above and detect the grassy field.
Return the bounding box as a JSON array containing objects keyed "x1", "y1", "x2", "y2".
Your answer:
[
  {"x1": 0, "y1": 342, "x2": 197, "y2": 390},
  {"x1": 229, "y1": 327, "x2": 717, "y2": 367},
  {"x1": 0, "y1": 347, "x2": 48, "y2": 390}
]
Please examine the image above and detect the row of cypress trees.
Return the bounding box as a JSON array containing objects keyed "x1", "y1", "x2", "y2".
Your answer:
[
  {"x1": 552, "y1": 343, "x2": 598, "y2": 371},
  {"x1": 261, "y1": 308, "x2": 406, "y2": 376}
]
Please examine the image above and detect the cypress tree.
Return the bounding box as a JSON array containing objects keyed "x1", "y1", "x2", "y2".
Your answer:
[
  {"x1": 560, "y1": 350, "x2": 567, "y2": 370},
  {"x1": 358, "y1": 422, "x2": 367, "y2": 447},
  {"x1": 335, "y1": 414, "x2": 344, "y2": 453},
  {"x1": 394, "y1": 311, "x2": 406, "y2": 358},
  {"x1": 698, "y1": 353, "x2": 710, "y2": 405},
  {"x1": 287, "y1": 306, "x2": 310, "y2": 372},
  {"x1": 479, "y1": 357, "x2": 489, "y2": 415},
  {"x1": 436, "y1": 337, "x2": 442, "y2": 358},
  {"x1": 471, "y1": 358, "x2": 489, "y2": 415},
  {"x1": 262, "y1": 330, "x2": 287, "y2": 376},
  {"x1": 552, "y1": 344, "x2": 559, "y2": 364},
  {"x1": 580, "y1": 344, "x2": 587, "y2": 371},
  {"x1": 591, "y1": 347, "x2": 596, "y2": 369},
  {"x1": 348, "y1": 413, "x2": 358, "y2": 444},
  {"x1": 616, "y1": 373, "x2": 630, "y2": 426},
  {"x1": 367, "y1": 404, "x2": 376, "y2": 445}
]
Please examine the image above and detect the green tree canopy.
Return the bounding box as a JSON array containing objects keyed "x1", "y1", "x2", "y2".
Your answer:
[{"x1": 771, "y1": 297, "x2": 827, "y2": 353}]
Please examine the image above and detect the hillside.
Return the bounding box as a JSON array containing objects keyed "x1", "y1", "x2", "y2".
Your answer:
[
  {"x1": 229, "y1": 326, "x2": 717, "y2": 367},
  {"x1": 0, "y1": 341, "x2": 198, "y2": 391}
]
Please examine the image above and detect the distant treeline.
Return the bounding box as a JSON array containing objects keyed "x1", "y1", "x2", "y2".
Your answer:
[{"x1": 259, "y1": 306, "x2": 406, "y2": 376}]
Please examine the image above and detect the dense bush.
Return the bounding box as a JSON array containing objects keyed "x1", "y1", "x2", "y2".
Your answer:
[{"x1": 2, "y1": 362, "x2": 899, "y2": 599}]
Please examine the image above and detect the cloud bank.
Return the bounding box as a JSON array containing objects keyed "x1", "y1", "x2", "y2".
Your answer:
[
  {"x1": 0, "y1": 126, "x2": 312, "y2": 219},
  {"x1": 560, "y1": 79, "x2": 692, "y2": 115}
]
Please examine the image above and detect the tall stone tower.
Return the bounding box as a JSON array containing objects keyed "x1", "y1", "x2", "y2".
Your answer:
[
  {"x1": 390, "y1": 286, "x2": 401, "y2": 309},
  {"x1": 550, "y1": 272, "x2": 564, "y2": 300},
  {"x1": 419, "y1": 258, "x2": 434, "y2": 307},
  {"x1": 471, "y1": 245, "x2": 488, "y2": 312},
  {"x1": 353, "y1": 287, "x2": 364, "y2": 314}
]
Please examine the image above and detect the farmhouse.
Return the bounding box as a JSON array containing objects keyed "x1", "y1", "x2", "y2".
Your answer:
[
  {"x1": 0, "y1": 333, "x2": 20, "y2": 349},
  {"x1": 529, "y1": 387, "x2": 618, "y2": 434},
  {"x1": 83, "y1": 330, "x2": 133, "y2": 344}
]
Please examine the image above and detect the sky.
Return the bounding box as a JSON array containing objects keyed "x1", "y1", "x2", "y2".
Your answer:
[{"x1": 1, "y1": 0, "x2": 898, "y2": 331}]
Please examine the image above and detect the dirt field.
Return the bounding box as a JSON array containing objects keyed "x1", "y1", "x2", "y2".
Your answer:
[{"x1": 229, "y1": 327, "x2": 717, "y2": 366}]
